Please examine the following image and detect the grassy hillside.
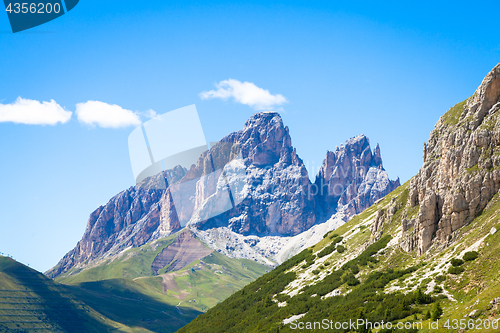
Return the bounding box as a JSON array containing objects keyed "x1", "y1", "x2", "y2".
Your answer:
[
  {"x1": 0, "y1": 255, "x2": 203, "y2": 333},
  {"x1": 178, "y1": 180, "x2": 500, "y2": 332},
  {"x1": 65, "y1": 251, "x2": 269, "y2": 314},
  {"x1": 0, "y1": 256, "x2": 127, "y2": 332},
  {"x1": 55, "y1": 232, "x2": 180, "y2": 284},
  {"x1": 55, "y1": 230, "x2": 270, "y2": 317},
  {"x1": 64, "y1": 279, "x2": 201, "y2": 333}
]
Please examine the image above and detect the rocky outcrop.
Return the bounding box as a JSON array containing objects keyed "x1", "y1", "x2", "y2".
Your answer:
[
  {"x1": 407, "y1": 63, "x2": 500, "y2": 254},
  {"x1": 314, "y1": 135, "x2": 400, "y2": 219},
  {"x1": 46, "y1": 183, "x2": 183, "y2": 278}
]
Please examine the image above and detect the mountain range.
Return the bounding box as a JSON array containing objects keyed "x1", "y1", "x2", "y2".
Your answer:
[
  {"x1": 5, "y1": 63, "x2": 498, "y2": 333},
  {"x1": 46, "y1": 111, "x2": 399, "y2": 278},
  {"x1": 179, "y1": 64, "x2": 500, "y2": 332},
  {"x1": 8, "y1": 98, "x2": 393, "y2": 332}
]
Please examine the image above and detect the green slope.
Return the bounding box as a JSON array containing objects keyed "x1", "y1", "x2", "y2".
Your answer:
[
  {"x1": 65, "y1": 251, "x2": 269, "y2": 314},
  {"x1": 55, "y1": 232, "x2": 180, "y2": 284},
  {"x1": 54, "y1": 230, "x2": 270, "y2": 326},
  {"x1": 0, "y1": 256, "x2": 128, "y2": 333},
  {"x1": 141, "y1": 251, "x2": 270, "y2": 312},
  {"x1": 0, "y1": 255, "x2": 205, "y2": 333},
  {"x1": 178, "y1": 179, "x2": 500, "y2": 333},
  {"x1": 63, "y1": 279, "x2": 201, "y2": 333}
]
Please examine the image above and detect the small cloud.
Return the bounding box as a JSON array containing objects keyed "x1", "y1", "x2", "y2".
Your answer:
[
  {"x1": 76, "y1": 101, "x2": 142, "y2": 128},
  {"x1": 138, "y1": 109, "x2": 158, "y2": 119},
  {"x1": 199, "y1": 79, "x2": 288, "y2": 110},
  {"x1": 0, "y1": 97, "x2": 71, "y2": 125}
]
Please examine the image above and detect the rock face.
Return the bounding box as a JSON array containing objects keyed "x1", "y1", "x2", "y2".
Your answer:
[
  {"x1": 314, "y1": 135, "x2": 400, "y2": 219},
  {"x1": 47, "y1": 111, "x2": 399, "y2": 278},
  {"x1": 193, "y1": 111, "x2": 317, "y2": 236},
  {"x1": 46, "y1": 183, "x2": 183, "y2": 278},
  {"x1": 406, "y1": 63, "x2": 500, "y2": 255},
  {"x1": 192, "y1": 133, "x2": 399, "y2": 264}
]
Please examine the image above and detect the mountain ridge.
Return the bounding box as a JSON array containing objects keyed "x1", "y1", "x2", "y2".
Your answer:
[
  {"x1": 178, "y1": 63, "x2": 500, "y2": 333},
  {"x1": 47, "y1": 112, "x2": 398, "y2": 279},
  {"x1": 192, "y1": 133, "x2": 399, "y2": 265}
]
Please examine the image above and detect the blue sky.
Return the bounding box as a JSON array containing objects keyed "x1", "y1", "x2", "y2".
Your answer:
[{"x1": 0, "y1": 1, "x2": 499, "y2": 272}]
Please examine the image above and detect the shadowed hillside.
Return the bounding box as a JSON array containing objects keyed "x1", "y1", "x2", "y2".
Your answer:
[{"x1": 0, "y1": 256, "x2": 201, "y2": 332}]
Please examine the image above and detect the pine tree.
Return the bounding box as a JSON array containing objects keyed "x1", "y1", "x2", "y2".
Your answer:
[
  {"x1": 436, "y1": 302, "x2": 443, "y2": 316},
  {"x1": 415, "y1": 288, "x2": 424, "y2": 304},
  {"x1": 424, "y1": 310, "x2": 431, "y2": 320},
  {"x1": 431, "y1": 302, "x2": 443, "y2": 321},
  {"x1": 356, "y1": 308, "x2": 370, "y2": 333},
  {"x1": 264, "y1": 294, "x2": 273, "y2": 307}
]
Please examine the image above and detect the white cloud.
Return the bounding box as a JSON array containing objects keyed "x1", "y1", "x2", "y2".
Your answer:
[
  {"x1": 199, "y1": 79, "x2": 288, "y2": 110},
  {"x1": 138, "y1": 109, "x2": 158, "y2": 119},
  {"x1": 0, "y1": 97, "x2": 72, "y2": 125},
  {"x1": 76, "y1": 101, "x2": 142, "y2": 128}
]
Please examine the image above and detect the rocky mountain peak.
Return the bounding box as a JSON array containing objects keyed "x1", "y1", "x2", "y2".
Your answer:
[
  {"x1": 222, "y1": 111, "x2": 297, "y2": 166},
  {"x1": 467, "y1": 63, "x2": 500, "y2": 120},
  {"x1": 243, "y1": 111, "x2": 281, "y2": 128},
  {"x1": 407, "y1": 63, "x2": 500, "y2": 255},
  {"x1": 314, "y1": 134, "x2": 398, "y2": 218}
]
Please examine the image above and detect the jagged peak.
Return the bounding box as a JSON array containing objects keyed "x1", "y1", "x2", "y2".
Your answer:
[
  {"x1": 243, "y1": 111, "x2": 282, "y2": 129},
  {"x1": 469, "y1": 63, "x2": 500, "y2": 115},
  {"x1": 314, "y1": 134, "x2": 399, "y2": 220},
  {"x1": 344, "y1": 134, "x2": 369, "y2": 146},
  {"x1": 373, "y1": 143, "x2": 383, "y2": 168},
  {"x1": 324, "y1": 135, "x2": 382, "y2": 165},
  {"x1": 327, "y1": 135, "x2": 369, "y2": 155},
  {"x1": 451, "y1": 63, "x2": 500, "y2": 125}
]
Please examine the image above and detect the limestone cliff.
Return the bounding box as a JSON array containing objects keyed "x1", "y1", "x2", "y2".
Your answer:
[{"x1": 404, "y1": 64, "x2": 500, "y2": 254}]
